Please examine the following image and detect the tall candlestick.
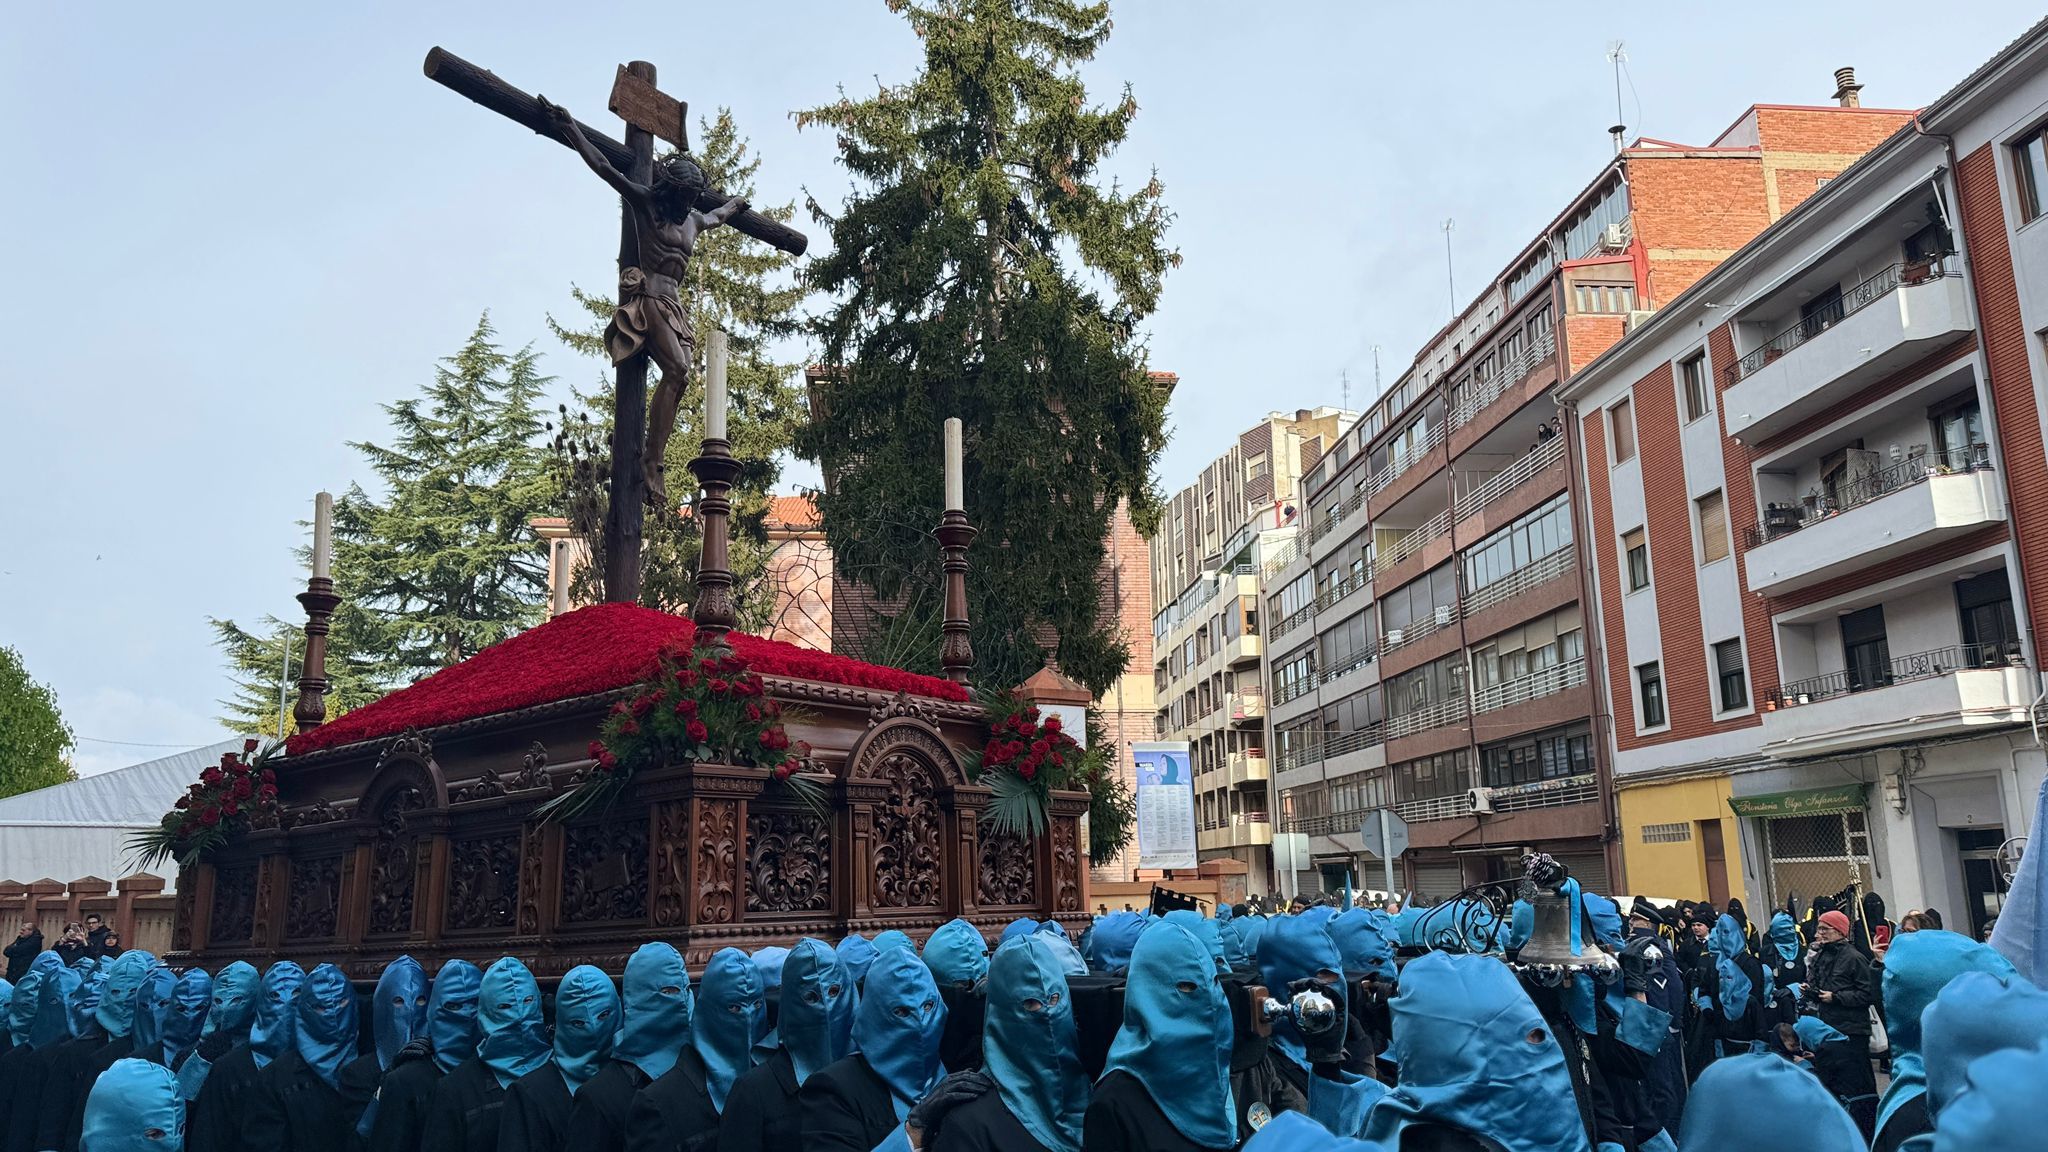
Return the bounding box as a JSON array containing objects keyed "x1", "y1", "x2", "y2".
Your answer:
[
  {"x1": 705, "y1": 328, "x2": 729, "y2": 442},
  {"x1": 944, "y1": 418, "x2": 964, "y2": 512},
  {"x1": 311, "y1": 491, "x2": 334, "y2": 580}
]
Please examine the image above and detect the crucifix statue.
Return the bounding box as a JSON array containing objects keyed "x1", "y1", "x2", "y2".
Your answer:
[{"x1": 423, "y1": 48, "x2": 807, "y2": 603}]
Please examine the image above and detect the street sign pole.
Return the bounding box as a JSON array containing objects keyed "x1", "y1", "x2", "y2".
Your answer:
[{"x1": 1379, "y1": 808, "x2": 1397, "y2": 898}]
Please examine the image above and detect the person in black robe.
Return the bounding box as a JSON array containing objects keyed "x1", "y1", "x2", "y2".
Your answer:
[
  {"x1": 34, "y1": 959, "x2": 114, "y2": 1152},
  {"x1": 242, "y1": 963, "x2": 362, "y2": 1152},
  {"x1": 800, "y1": 947, "x2": 946, "y2": 1152},
  {"x1": 188, "y1": 962, "x2": 306, "y2": 1152},
  {"x1": 1627, "y1": 898, "x2": 1687, "y2": 1137},
  {"x1": 921, "y1": 935, "x2": 1088, "y2": 1152},
  {"x1": 501, "y1": 965, "x2": 617, "y2": 1152},
  {"x1": 1083, "y1": 919, "x2": 1237, "y2": 1152},
  {"x1": 718, "y1": 939, "x2": 853, "y2": 1152},
  {"x1": 564, "y1": 944, "x2": 688, "y2": 1152},
  {"x1": 338, "y1": 957, "x2": 427, "y2": 1140},
  {"x1": 362, "y1": 959, "x2": 481, "y2": 1152},
  {"x1": 420, "y1": 957, "x2": 549, "y2": 1152},
  {"x1": 64, "y1": 960, "x2": 175, "y2": 1152},
  {"x1": 5, "y1": 956, "x2": 71, "y2": 1152},
  {"x1": 629, "y1": 948, "x2": 767, "y2": 1152}
]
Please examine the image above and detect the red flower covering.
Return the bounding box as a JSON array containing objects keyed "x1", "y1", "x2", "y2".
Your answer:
[{"x1": 287, "y1": 602, "x2": 968, "y2": 756}]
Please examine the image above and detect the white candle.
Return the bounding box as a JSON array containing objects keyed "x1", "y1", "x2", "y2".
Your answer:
[
  {"x1": 944, "y1": 418, "x2": 964, "y2": 512},
  {"x1": 312, "y1": 491, "x2": 334, "y2": 580},
  {"x1": 705, "y1": 328, "x2": 729, "y2": 442}
]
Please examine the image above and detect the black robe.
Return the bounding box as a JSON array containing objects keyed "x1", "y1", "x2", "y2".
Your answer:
[
  {"x1": 34, "y1": 1028, "x2": 109, "y2": 1152},
  {"x1": 60, "y1": 1033, "x2": 139, "y2": 1152},
  {"x1": 419, "y1": 1058, "x2": 507, "y2": 1152},
  {"x1": 3, "y1": 1043, "x2": 59, "y2": 1152},
  {"x1": 561, "y1": 1061, "x2": 650, "y2": 1152},
  {"x1": 1081, "y1": 1069, "x2": 1234, "y2": 1152},
  {"x1": 336, "y1": 1052, "x2": 384, "y2": 1138},
  {"x1": 363, "y1": 1052, "x2": 447, "y2": 1152},
  {"x1": 0, "y1": 1044, "x2": 32, "y2": 1150},
  {"x1": 715, "y1": 1050, "x2": 798, "y2": 1152},
  {"x1": 626, "y1": 1049, "x2": 720, "y2": 1152},
  {"x1": 501, "y1": 1065, "x2": 575, "y2": 1152},
  {"x1": 244, "y1": 1046, "x2": 363, "y2": 1152},
  {"x1": 796, "y1": 1054, "x2": 899, "y2": 1152},
  {"x1": 926, "y1": 1087, "x2": 1051, "y2": 1152},
  {"x1": 187, "y1": 1045, "x2": 266, "y2": 1152}
]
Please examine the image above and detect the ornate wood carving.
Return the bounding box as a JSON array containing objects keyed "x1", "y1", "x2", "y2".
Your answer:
[
  {"x1": 367, "y1": 787, "x2": 427, "y2": 935},
  {"x1": 444, "y1": 832, "x2": 521, "y2": 931},
  {"x1": 377, "y1": 728, "x2": 433, "y2": 770},
  {"x1": 871, "y1": 754, "x2": 942, "y2": 909},
  {"x1": 172, "y1": 875, "x2": 196, "y2": 953},
  {"x1": 977, "y1": 827, "x2": 1036, "y2": 906},
  {"x1": 695, "y1": 800, "x2": 740, "y2": 923},
  {"x1": 289, "y1": 798, "x2": 347, "y2": 829},
  {"x1": 746, "y1": 809, "x2": 830, "y2": 914},
  {"x1": 450, "y1": 768, "x2": 507, "y2": 802},
  {"x1": 561, "y1": 818, "x2": 649, "y2": 924},
  {"x1": 652, "y1": 801, "x2": 688, "y2": 928},
  {"x1": 1051, "y1": 818, "x2": 1081, "y2": 912},
  {"x1": 517, "y1": 823, "x2": 546, "y2": 935},
  {"x1": 867, "y1": 691, "x2": 937, "y2": 728},
  {"x1": 210, "y1": 864, "x2": 257, "y2": 945},
  {"x1": 513, "y1": 742, "x2": 551, "y2": 790},
  {"x1": 285, "y1": 856, "x2": 343, "y2": 940},
  {"x1": 251, "y1": 856, "x2": 279, "y2": 946},
  {"x1": 852, "y1": 724, "x2": 956, "y2": 784}
]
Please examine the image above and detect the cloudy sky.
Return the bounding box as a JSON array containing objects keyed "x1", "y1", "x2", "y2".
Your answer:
[{"x1": 3, "y1": 1, "x2": 2038, "y2": 773}]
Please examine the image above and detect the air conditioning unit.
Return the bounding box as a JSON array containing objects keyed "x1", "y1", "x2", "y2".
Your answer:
[
  {"x1": 1602, "y1": 222, "x2": 1627, "y2": 250},
  {"x1": 1386, "y1": 628, "x2": 1406, "y2": 647},
  {"x1": 1624, "y1": 309, "x2": 1658, "y2": 332},
  {"x1": 1467, "y1": 786, "x2": 1496, "y2": 814}
]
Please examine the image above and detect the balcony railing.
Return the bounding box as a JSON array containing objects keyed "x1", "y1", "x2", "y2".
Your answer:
[
  {"x1": 1385, "y1": 603, "x2": 1458, "y2": 650},
  {"x1": 1471, "y1": 657, "x2": 1588, "y2": 713},
  {"x1": 1745, "y1": 443, "x2": 1993, "y2": 549},
  {"x1": 1272, "y1": 669, "x2": 1318, "y2": 707},
  {"x1": 1450, "y1": 328, "x2": 1558, "y2": 428},
  {"x1": 1385, "y1": 698, "x2": 1468, "y2": 741},
  {"x1": 1272, "y1": 603, "x2": 1315, "y2": 641},
  {"x1": 1313, "y1": 569, "x2": 1369, "y2": 613},
  {"x1": 1230, "y1": 688, "x2": 1267, "y2": 724},
  {"x1": 1768, "y1": 642, "x2": 2027, "y2": 708},
  {"x1": 1309, "y1": 485, "x2": 1371, "y2": 544},
  {"x1": 1319, "y1": 644, "x2": 1377, "y2": 685},
  {"x1": 1263, "y1": 535, "x2": 1302, "y2": 579},
  {"x1": 1455, "y1": 435, "x2": 1564, "y2": 521},
  {"x1": 1462, "y1": 544, "x2": 1575, "y2": 618},
  {"x1": 1287, "y1": 806, "x2": 1384, "y2": 837},
  {"x1": 1367, "y1": 421, "x2": 1448, "y2": 496},
  {"x1": 1396, "y1": 791, "x2": 1474, "y2": 823},
  {"x1": 1724, "y1": 262, "x2": 1954, "y2": 387},
  {"x1": 1382, "y1": 509, "x2": 1453, "y2": 569},
  {"x1": 1275, "y1": 725, "x2": 1386, "y2": 772},
  {"x1": 1486, "y1": 773, "x2": 1599, "y2": 812}
]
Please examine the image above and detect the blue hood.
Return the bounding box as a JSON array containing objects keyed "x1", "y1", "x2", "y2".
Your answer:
[
  {"x1": 160, "y1": 970, "x2": 211, "y2": 1067},
  {"x1": 1508, "y1": 900, "x2": 1535, "y2": 951},
  {"x1": 1084, "y1": 911, "x2": 1145, "y2": 974},
  {"x1": 1389, "y1": 905, "x2": 1426, "y2": 948},
  {"x1": 852, "y1": 946, "x2": 947, "y2": 1114},
  {"x1": 1103, "y1": 921, "x2": 1235, "y2": 1149},
  {"x1": 1989, "y1": 775, "x2": 2046, "y2": 983},
  {"x1": 1257, "y1": 912, "x2": 1347, "y2": 1070},
  {"x1": 371, "y1": 956, "x2": 429, "y2": 1071},
  {"x1": 614, "y1": 943, "x2": 690, "y2": 1082},
  {"x1": 1767, "y1": 912, "x2": 1802, "y2": 963},
  {"x1": 692, "y1": 948, "x2": 766, "y2": 1112},
  {"x1": 1565, "y1": 892, "x2": 1629, "y2": 1035},
  {"x1": 1707, "y1": 914, "x2": 1751, "y2": 1020},
  {"x1": 425, "y1": 959, "x2": 483, "y2": 1074},
  {"x1": 1791, "y1": 1015, "x2": 1847, "y2": 1052},
  {"x1": 247, "y1": 962, "x2": 305, "y2": 1069},
  {"x1": 779, "y1": 939, "x2": 854, "y2": 1086},
  {"x1": 12, "y1": 953, "x2": 59, "y2": 1047},
  {"x1": 129, "y1": 966, "x2": 178, "y2": 1065},
  {"x1": 198, "y1": 962, "x2": 258, "y2": 1044},
  {"x1": 921, "y1": 919, "x2": 990, "y2": 988},
  {"x1": 871, "y1": 929, "x2": 917, "y2": 955},
  {"x1": 552, "y1": 966, "x2": 618, "y2": 1096},
  {"x1": 95, "y1": 951, "x2": 159, "y2": 1039},
  {"x1": 294, "y1": 964, "x2": 359, "y2": 1090},
  {"x1": 1876, "y1": 931, "x2": 2017, "y2": 1132},
  {"x1": 1035, "y1": 920, "x2": 1071, "y2": 943},
  {"x1": 69, "y1": 961, "x2": 107, "y2": 1035},
  {"x1": 985, "y1": 937, "x2": 1087, "y2": 1152},
  {"x1": 1000, "y1": 917, "x2": 1039, "y2": 944},
  {"x1": 1162, "y1": 911, "x2": 1228, "y2": 973},
  {"x1": 1924, "y1": 1040, "x2": 2048, "y2": 1152},
  {"x1": 1359, "y1": 951, "x2": 1588, "y2": 1152},
  {"x1": 81, "y1": 1056, "x2": 185, "y2": 1152},
  {"x1": 1676, "y1": 1052, "x2": 1862, "y2": 1152},
  {"x1": 749, "y1": 948, "x2": 789, "y2": 993},
  {"x1": 35, "y1": 961, "x2": 81, "y2": 1047},
  {"x1": 1217, "y1": 915, "x2": 1253, "y2": 970},
  {"x1": 477, "y1": 958, "x2": 549, "y2": 1088},
  {"x1": 1330, "y1": 908, "x2": 1399, "y2": 982},
  {"x1": 835, "y1": 934, "x2": 880, "y2": 991},
  {"x1": 1921, "y1": 969, "x2": 2048, "y2": 1118}
]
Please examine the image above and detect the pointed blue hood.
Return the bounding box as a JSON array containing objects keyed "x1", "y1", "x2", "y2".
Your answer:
[
  {"x1": 692, "y1": 948, "x2": 766, "y2": 1112},
  {"x1": 1257, "y1": 912, "x2": 1347, "y2": 1070},
  {"x1": 1236, "y1": 914, "x2": 1268, "y2": 959},
  {"x1": 1923, "y1": 1041, "x2": 2048, "y2": 1152},
  {"x1": 11, "y1": 953, "x2": 58, "y2": 1047},
  {"x1": 1875, "y1": 930, "x2": 2016, "y2": 1132},
  {"x1": 614, "y1": 943, "x2": 690, "y2": 1082},
  {"x1": 1359, "y1": 951, "x2": 1587, "y2": 1152},
  {"x1": 1676, "y1": 1052, "x2": 1861, "y2": 1152},
  {"x1": 1217, "y1": 914, "x2": 1253, "y2": 970},
  {"x1": 1000, "y1": 917, "x2": 1039, "y2": 945},
  {"x1": 1508, "y1": 900, "x2": 1535, "y2": 951},
  {"x1": 476, "y1": 958, "x2": 549, "y2": 1088},
  {"x1": 198, "y1": 962, "x2": 258, "y2": 1044},
  {"x1": 371, "y1": 956, "x2": 429, "y2": 1071},
  {"x1": 552, "y1": 966, "x2": 618, "y2": 1095},
  {"x1": 161, "y1": 970, "x2": 211, "y2": 1068},
  {"x1": 985, "y1": 937, "x2": 1087, "y2": 1152},
  {"x1": 852, "y1": 947, "x2": 947, "y2": 1115},
  {"x1": 130, "y1": 966, "x2": 178, "y2": 1065},
  {"x1": 1331, "y1": 909, "x2": 1399, "y2": 982},
  {"x1": 1990, "y1": 775, "x2": 2046, "y2": 983},
  {"x1": 1766, "y1": 912, "x2": 1802, "y2": 963},
  {"x1": 921, "y1": 919, "x2": 990, "y2": 988},
  {"x1": 835, "y1": 934, "x2": 880, "y2": 992},
  {"x1": 247, "y1": 962, "x2": 305, "y2": 1069},
  {"x1": 69, "y1": 962, "x2": 107, "y2": 1035},
  {"x1": 34, "y1": 961, "x2": 80, "y2": 1047},
  {"x1": 1162, "y1": 911, "x2": 1228, "y2": 973},
  {"x1": 1706, "y1": 914, "x2": 1751, "y2": 1020},
  {"x1": 425, "y1": 959, "x2": 483, "y2": 1074},
  {"x1": 1920, "y1": 969, "x2": 2048, "y2": 1118},
  {"x1": 749, "y1": 948, "x2": 789, "y2": 994},
  {"x1": 81, "y1": 1056, "x2": 185, "y2": 1152},
  {"x1": 871, "y1": 929, "x2": 917, "y2": 955},
  {"x1": 778, "y1": 939, "x2": 854, "y2": 1086},
  {"x1": 1084, "y1": 910, "x2": 1145, "y2": 974},
  {"x1": 294, "y1": 964, "x2": 358, "y2": 1090},
  {"x1": 95, "y1": 951, "x2": 159, "y2": 1039},
  {"x1": 1103, "y1": 921, "x2": 1235, "y2": 1149}
]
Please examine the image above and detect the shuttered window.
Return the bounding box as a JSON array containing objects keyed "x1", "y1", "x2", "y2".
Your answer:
[{"x1": 1697, "y1": 490, "x2": 1729, "y2": 564}]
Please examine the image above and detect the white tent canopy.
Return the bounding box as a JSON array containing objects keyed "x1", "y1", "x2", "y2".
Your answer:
[{"x1": 0, "y1": 738, "x2": 246, "y2": 890}]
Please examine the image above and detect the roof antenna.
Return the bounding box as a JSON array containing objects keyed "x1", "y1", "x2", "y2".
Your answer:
[
  {"x1": 1608, "y1": 41, "x2": 1628, "y2": 154},
  {"x1": 1340, "y1": 368, "x2": 1350, "y2": 412},
  {"x1": 1442, "y1": 219, "x2": 1457, "y2": 318}
]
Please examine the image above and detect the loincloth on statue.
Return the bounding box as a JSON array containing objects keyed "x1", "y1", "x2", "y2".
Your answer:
[{"x1": 604, "y1": 266, "x2": 692, "y2": 367}]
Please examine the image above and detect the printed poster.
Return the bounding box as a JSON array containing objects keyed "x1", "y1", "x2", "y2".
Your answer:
[{"x1": 1132, "y1": 741, "x2": 1197, "y2": 870}]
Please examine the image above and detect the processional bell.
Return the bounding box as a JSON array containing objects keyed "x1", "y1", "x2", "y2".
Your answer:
[{"x1": 1513, "y1": 854, "x2": 1620, "y2": 984}]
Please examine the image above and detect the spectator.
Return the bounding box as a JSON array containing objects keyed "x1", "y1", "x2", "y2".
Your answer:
[
  {"x1": 5, "y1": 923, "x2": 43, "y2": 982},
  {"x1": 53, "y1": 922, "x2": 88, "y2": 967},
  {"x1": 1804, "y1": 910, "x2": 1878, "y2": 1140},
  {"x1": 99, "y1": 932, "x2": 123, "y2": 959},
  {"x1": 83, "y1": 914, "x2": 110, "y2": 960}
]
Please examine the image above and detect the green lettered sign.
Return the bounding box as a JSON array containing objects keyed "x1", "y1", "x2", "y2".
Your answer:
[{"x1": 1728, "y1": 783, "x2": 1868, "y2": 818}]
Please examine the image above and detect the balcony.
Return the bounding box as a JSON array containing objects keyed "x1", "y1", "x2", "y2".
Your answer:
[
  {"x1": 1226, "y1": 751, "x2": 1271, "y2": 788},
  {"x1": 1385, "y1": 603, "x2": 1458, "y2": 651},
  {"x1": 1483, "y1": 772, "x2": 1600, "y2": 812},
  {"x1": 1455, "y1": 436, "x2": 1564, "y2": 521},
  {"x1": 1760, "y1": 644, "x2": 2032, "y2": 758},
  {"x1": 1385, "y1": 698, "x2": 1468, "y2": 741},
  {"x1": 1272, "y1": 603, "x2": 1315, "y2": 641},
  {"x1": 1395, "y1": 791, "x2": 1474, "y2": 824},
  {"x1": 1309, "y1": 485, "x2": 1370, "y2": 545},
  {"x1": 1462, "y1": 545, "x2": 1575, "y2": 618},
  {"x1": 1275, "y1": 726, "x2": 1386, "y2": 773},
  {"x1": 1381, "y1": 509, "x2": 1452, "y2": 569},
  {"x1": 1229, "y1": 688, "x2": 1267, "y2": 726},
  {"x1": 1471, "y1": 657, "x2": 1588, "y2": 714},
  {"x1": 1198, "y1": 811, "x2": 1274, "y2": 851},
  {"x1": 1318, "y1": 644, "x2": 1377, "y2": 687},
  {"x1": 1368, "y1": 422, "x2": 1448, "y2": 496},
  {"x1": 1451, "y1": 328, "x2": 1558, "y2": 428},
  {"x1": 1722, "y1": 263, "x2": 1972, "y2": 441},
  {"x1": 1745, "y1": 446, "x2": 2002, "y2": 594},
  {"x1": 1225, "y1": 633, "x2": 1264, "y2": 667}
]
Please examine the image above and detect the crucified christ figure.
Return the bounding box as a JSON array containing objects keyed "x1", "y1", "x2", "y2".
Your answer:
[{"x1": 539, "y1": 97, "x2": 749, "y2": 507}]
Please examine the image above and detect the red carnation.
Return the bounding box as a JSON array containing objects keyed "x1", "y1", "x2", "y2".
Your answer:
[
  {"x1": 174, "y1": 796, "x2": 189, "y2": 810},
  {"x1": 258, "y1": 784, "x2": 277, "y2": 801},
  {"x1": 1043, "y1": 715, "x2": 1062, "y2": 732},
  {"x1": 686, "y1": 719, "x2": 710, "y2": 744},
  {"x1": 677, "y1": 669, "x2": 699, "y2": 688},
  {"x1": 232, "y1": 778, "x2": 253, "y2": 800},
  {"x1": 632, "y1": 694, "x2": 657, "y2": 717},
  {"x1": 708, "y1": 678, "x2": 731, "y2": 695},
  {"x1": 619, "y1": 718, "x2": 641, "y2": 737},
  {"x1": 1030, "y1": 739, "x2": 1050, "y2": 756},
  {"x1": 201, "y1": 766, "x2": 222, "y2": 786},
  {"x1": 243, "y1": 738, "x2": 260, "y2": 755},
  {"x1": 199, "y1": 807, "x2": 221, "y2": 826},
  {"x1": 745, "y1": 704, "x2": 762, "y2": 722},
  {"x1": 1020, "y1": 762, "x2": 1037, "y2": 781},
  {"x1": 674, "y1": 698, "x2": 699, "y2": 719}
]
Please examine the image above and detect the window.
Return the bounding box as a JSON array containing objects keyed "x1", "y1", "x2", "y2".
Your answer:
[
  {"x1": 1840, "y1": 606, "x2": 1891, "y2": 693},
  {"x1": 1641, "y1": 822, "x2": 1693, "y2": 843},
  {"x1": 1956, "y1": 571, "x2": 2021, "y2": 661},
  {"x1": 1714, "y1": 639, "x2": 1748, "y2": 711},
  {"x1": 1273, "y1": 648, "x2": 1317, "y2": 705},
  {"x1": 1572, "y1": 281, "x2": 1638, "y2": 315},
  {"x1": 2016, "y1": 125, "x2": 2048, "y2": 223},
  {"x1": 1245, "y1": 452, "x2": 1269, "y2": 482},
  {"x1": 1393, "y1": 750, "x2": 1471, "y2": 802},
  {"x1": 1480, "y1": 722, "x2": 1592, "y2": 788},
  {"x1": 1609, "y1": 398, "x2": 1637, "y2": 463},
  {"x1": 1379, "y1": 563, "x2": 1460, "y2": 639},
  {"x1": 1461, "y1": 493, "x2": 1573, "y2": 595},
  {"x1": 1929, "y1": 391, "x2": 1986, "y2": 464},
  {"x1": 1697, "y1": 490, "x2": 1729, "y2": 565},
  {"x1": 1681, "y1": 354, "x2": 1711, "y2": 422},
  {"x1": 1623, "y1": 529, "x2": 1650, "y2": 592},
  {"x1": 1637, "y1": 663, "x2": 1666, "y2": 728}
]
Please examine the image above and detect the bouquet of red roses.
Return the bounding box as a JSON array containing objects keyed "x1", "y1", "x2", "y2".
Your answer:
[
  {"x1": 128, "y1": 739, "x2": 283, "y2": 869},
  {"x1": 973, "y1": 698, "x2": 1132, "y2": 857}
]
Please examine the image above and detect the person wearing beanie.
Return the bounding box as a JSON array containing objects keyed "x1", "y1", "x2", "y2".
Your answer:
[{"x1": 1803, "y1": 909, "x2": 1877, "y2": 1141}]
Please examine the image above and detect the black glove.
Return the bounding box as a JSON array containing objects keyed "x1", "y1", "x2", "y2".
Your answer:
[
  {"x1": 391, "y1": 1037, "x2": 435, "y2": 1067},
  {"x1": 906, "y1": 1070, "x2": 994, "y2": 1143},
  {"x1": 1620, "y1": 936, "x2": 1663, "y2": 996},
  {"x1": 1287, "y1": 978, "x2": 1345, "y2": 1065}
]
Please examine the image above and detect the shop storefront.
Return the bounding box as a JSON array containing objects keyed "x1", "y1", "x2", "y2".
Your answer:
[
  {"x1": 1731, "y1": 783, "x2": 1874, "y2": 911},
  {"x1": 1617, "y1": 773, "x2": 1747, "y2": 906}
]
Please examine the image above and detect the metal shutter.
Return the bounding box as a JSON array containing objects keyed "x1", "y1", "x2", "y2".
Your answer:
[
  {"x1": 1557, "y1": 852, "x2": 1610, "y2": 895},
  {"x1": 1409, "y1": 861, "x2": 1465, "y2": 901}
]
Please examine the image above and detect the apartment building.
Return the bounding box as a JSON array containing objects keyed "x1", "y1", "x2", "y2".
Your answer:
[
  {"x1": 1150, "y1": 409, "x2": 1353, "y2": 884},
  {"x1": 1268, "y1": 82, "x2": 1912, "y2": 902},
  {"x1": 1563, "y1": 25, "x2": 2048, "y2": 939}
]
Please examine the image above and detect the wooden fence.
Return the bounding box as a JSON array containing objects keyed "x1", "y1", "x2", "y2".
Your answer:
[{"x1": 0, "y1": 875, "x2": 178, "y2": 957}]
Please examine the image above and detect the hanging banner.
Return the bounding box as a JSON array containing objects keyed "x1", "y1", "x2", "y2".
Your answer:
[{"x1": 1132, "y1": 741, "x2": 1197, "y2": 871}]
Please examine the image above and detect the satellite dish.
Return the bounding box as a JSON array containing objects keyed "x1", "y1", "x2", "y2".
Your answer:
[{"x1": 1999, "y1": 836, "x2": 2027, "y2": 885}]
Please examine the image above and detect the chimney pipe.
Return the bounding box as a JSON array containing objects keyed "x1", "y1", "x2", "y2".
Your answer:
[{"x1": 1833, "y1": 66, "x2": 1863, "y2": 109}]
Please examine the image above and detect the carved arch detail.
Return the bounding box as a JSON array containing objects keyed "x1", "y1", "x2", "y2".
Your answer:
[{"x1": 844, "y1": 716, "x2": 966, "y2": 787}]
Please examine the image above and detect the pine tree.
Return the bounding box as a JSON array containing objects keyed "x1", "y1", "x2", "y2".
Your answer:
[
  {"x1": 795, "y1": 0, "x2": 1175, "y2": 694},
  {"x1": 207, "y1": 608, "x2": 386, "y2": 739},
  {"x1": 0, "y1": 644, "x2": 76, "y2": 799},
  {"x1": 549, "y1": 109, "x2": 806, "y2": 620}
]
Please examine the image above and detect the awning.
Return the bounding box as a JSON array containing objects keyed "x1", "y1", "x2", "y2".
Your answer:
[{"x1": 1728, "y1": 783, "x2": 1868, "y2": 818}]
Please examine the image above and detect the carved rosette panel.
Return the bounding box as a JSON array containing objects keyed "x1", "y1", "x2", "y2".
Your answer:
[
  {"x1": 1051, "y1": 819, "x2": 1081, "y2": 912},
  {"x1": 745, "y1": 810, "x2": 830, "y2": 914},
  {"x1": 172, "y1": 879, "x2": 196, "y2": 952},
  {"x1": 284, "y1": 856, "x2": 343, "y2": 940},
  {"x1": 444, "y1": 832, "x2": 520, "y2": 931},
  {"x1": 560, "y1": 818, "x2": 649, "y2": 924},
  {"x1": 652, "y1": 802, "x2": 688, "y2": 928},
  {"x1": 977, "y1": 827, "x2": 1037, "y2": 907},
  {"x1": 367, "y1": 787, "x2": 427, "y2": 935},
  {"x1": 871, "y1": 753, "x2": 942, "y2": 909},
  {"x1": 696, "y1": 800, "x2": 740, "y2": 924},
  {"x1": 251, "y1": 859, "x2": 277, "y2": 945},
  {"x1": 517, "y1": 824, "x2": 545, "y2": 936},
  {"x1": 210, "y1": 863, "x2": 256, "y2": 945}
]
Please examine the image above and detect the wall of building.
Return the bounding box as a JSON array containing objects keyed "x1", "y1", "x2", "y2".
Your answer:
[{"x1": 1616, "y1": 774, "x2": 1747, "y2": 903}]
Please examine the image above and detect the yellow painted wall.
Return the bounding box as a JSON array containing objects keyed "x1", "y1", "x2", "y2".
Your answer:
[{"x1": 1618, "y1": 776, "x2": 1747, "y2": 905}]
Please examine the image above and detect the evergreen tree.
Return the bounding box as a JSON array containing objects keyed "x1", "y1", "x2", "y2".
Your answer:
[
  {"x1": 550, "y1": 109, "x2": 806, "y2": 619},
  {"x1": 207, "y1": 607, "x2": 385, "y2": 739},
  {"x1": 0, "y1": 644, "x2": 76, "y2": 799},
  {"x1": 795, "y1": 0, "x2": 1175, "y2": 694}
]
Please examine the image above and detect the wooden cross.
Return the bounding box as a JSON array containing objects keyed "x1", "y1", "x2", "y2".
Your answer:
[{"x1": 423, "y1": 47, "x2": 807, "y2": 605}]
